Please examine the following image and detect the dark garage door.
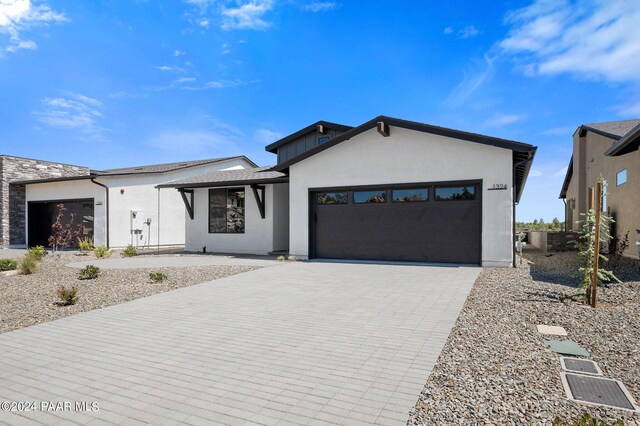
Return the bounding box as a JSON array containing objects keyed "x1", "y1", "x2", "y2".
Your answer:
[
  {"x1": 28, "y1": 199, "x2": 94, "y2": 247},
  {"x1": 311, "y1": 182, "x2": 481, "y2": 264}
]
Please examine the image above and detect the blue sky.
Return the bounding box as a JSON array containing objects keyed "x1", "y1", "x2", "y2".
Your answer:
[{"x1": 1, "y1": 0, "x2": 639, "y2": 222}]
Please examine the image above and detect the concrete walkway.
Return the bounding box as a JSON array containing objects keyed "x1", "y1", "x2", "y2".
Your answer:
[
  {"x1": 0, "y1": 262, "x2": 479, "y2": 425},
  {"x1": 66, "y1": 254, "x2": 279, "y2": 269}
]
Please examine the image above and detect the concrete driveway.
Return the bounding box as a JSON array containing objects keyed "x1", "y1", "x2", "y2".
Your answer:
[{"x1": 0, "y1": 261, "x2": 479, "y2": 425}]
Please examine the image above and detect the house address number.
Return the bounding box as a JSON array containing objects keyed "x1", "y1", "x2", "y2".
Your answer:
[{"x1": 488, "y1": 184, "x2": 508, "y2": 190}]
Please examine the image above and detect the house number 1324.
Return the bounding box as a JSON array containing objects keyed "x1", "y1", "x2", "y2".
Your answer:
[{"x1": 489, "y1": 184, "x2": 508, "y2": 190}]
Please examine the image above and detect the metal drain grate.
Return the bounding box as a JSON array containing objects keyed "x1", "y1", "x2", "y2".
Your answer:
[
  {"x1": 561, "y1": 373, "x2": 639, "y2": 412},
  {"x1": 560, "y1": 357, "x2": 602, "y2": 375}
]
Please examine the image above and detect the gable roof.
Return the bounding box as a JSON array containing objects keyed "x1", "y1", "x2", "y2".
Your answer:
[
  {"x1": 559, "y1": 156, "x2": 573, "y2": 199},
  {"x1": 576, "y1": 119, "x2": 640, "y2": 140},
  {"x1": 157, "y1": 166, "x2": 287, "y2": 189},
  {"x1": 265, "y1": 121, "x2": 353, "y2": 154},
  {"x1": 604, "y1": 122, "x2": 640, "y2": 156},
  {"x1": 271, "y1": 116, "x2": 536, "y2": 202},
  {"x1": 95, "y1": 156, "x2": 257, "y2": 175}
]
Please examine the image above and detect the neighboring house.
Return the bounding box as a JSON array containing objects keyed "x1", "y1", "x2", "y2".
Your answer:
[
  {"x1": 15, "y1": 156, "x2": 256, "y2": 249},
  {"x1": 160, "y1": 116, "x2": 537, "y2": 267},
  {"x1": 560, "y1": 120, "x2": 640, "y2": 257},
  {"x1": 0, "y1": 155, "x2": 90, "y2": 248}
]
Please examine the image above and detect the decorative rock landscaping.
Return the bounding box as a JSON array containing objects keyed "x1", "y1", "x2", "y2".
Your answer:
[
  {"x1": 410, "y1": 249, "x2": 640, "y2": 424},
  {"x1": 0, "y1": 252, "x2": 259, "y2": 334}
]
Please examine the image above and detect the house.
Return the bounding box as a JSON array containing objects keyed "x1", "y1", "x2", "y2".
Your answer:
[
  {"x1": 560, "y1": 119, "x2": 640, "y2": 257},
  {"x1": 160, "y1": 116, "x2": 537, "y2": 266},
  {"x1": 14, "y1": 156, "x2": 256, "y2": 249},
  {"x1": 1, "y1": 155, "x2": 90, "y2": 248}
]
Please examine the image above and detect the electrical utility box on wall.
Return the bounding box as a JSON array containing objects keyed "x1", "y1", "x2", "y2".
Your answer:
[{"x1": 130, "y1": 210, "x2": 144, "y2": 234}]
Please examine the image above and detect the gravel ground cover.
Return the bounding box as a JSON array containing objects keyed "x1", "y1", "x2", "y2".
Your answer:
[
  {"x1": 410, "y1": 249, "x2": 640, "y2": 425},
  {"x1": 0, "y1": 252, "x2": 259, "y2": 334}
]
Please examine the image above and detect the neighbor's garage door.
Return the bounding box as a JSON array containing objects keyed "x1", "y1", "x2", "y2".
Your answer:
[
  {"x1": 311, "y1": 182, "x2": 481, "y2": 264},
  {"x1": 28, "y1": 199, "x2": 94, "y2": 247}
]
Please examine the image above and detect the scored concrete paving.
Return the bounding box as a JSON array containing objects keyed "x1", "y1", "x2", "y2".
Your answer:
[
  {"x1": 66, "y1": 255, "x2": 279, "y2": 269},
  {"x1": 0, "y1": 261, "x2": 479, "y2": 425}
]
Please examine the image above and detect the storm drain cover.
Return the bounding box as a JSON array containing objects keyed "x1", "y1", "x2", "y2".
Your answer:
[
  {"x1": 562, "y1": 373, "x2": 639, "y2": 411},
  {"x1": 544, "y1": 339, "x2": 589, "y2": 357},
  {"x1": 560, "y1": 357, "x2": 602, "y2": 375}
]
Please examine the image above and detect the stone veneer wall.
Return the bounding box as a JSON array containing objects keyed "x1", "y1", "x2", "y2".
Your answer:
[{"x1": 0, "y1": 155, "x2": 90, "y2": 247}]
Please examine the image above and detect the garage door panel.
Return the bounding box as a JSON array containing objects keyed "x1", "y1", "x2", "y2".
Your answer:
[{"x1": 312, "y1": 183, "x2": 481, "y2": 264}]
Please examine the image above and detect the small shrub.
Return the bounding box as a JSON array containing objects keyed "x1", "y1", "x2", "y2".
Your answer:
[
  {"x1": 122, "y1": 244, "x2": 137, "y2": 257},
  {"x1": 553, "y1": 412, "x2": 623, "y2": 426},
  {"x1": 19, "y1": 253, "x2": 38, "y2": 275},
  {"x1": 0, "y1": 258, "x2": 18, "y2": 271},
  {"x1": 93, "y1": 245, "x2": 112, "y2": 259},
  {"x1": 78, "y1": 237, "x2": 94, "y2": 253},
  {"x1": 276, "y1": 255, "x2": 286, "y2": 261},
  {"x1": 27, "y1": 245, "x2": 46, "y2": 260},
  {"x1": 287, "y1": 255, "x2": 298, "y2": 262},
  {"x1": 78, "y1": 265, "x2": 101, "y2": 280},
  {"x1": 605, "y1": 230, "x2": 630, "y2": 272},
  {"x1": 149, "y1": 272, "x2": 167, "y2": 283},
  {"x1": 57, "y1": 286, "x2": 78, "y2": 306}
]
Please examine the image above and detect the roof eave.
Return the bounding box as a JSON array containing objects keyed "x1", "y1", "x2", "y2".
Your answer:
[
  {"x1": 265, "y1": 121, "x2": 353, "y2": 154},
  {"x1": 156, "y1": 177, "x2": 289, "y2": 189},
  {"x1": 604, "y1": 123, "x2": 640, "y2": 156},
  {"x1": 558, "y1": 156, "x2": 573, "y2": 199}
]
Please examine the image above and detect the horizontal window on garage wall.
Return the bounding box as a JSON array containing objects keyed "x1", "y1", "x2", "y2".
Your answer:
[
  {"x1": 392, "y1": 188, "x2": 428, "y2": 203},
  {"x1": 209, "y1": 188, "x2": 245, "y2": 233},
  {"x1": 435, "y1": 186, "x2": 476, "y2": 201},
  {"x1": 354, "y1": 190, "x2": 387, "y2": 204},
  {"x1": 317, "y1": 192, "x2": 348, "y2": 204}
]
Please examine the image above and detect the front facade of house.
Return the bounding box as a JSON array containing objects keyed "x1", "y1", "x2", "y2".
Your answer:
[
  {"x1": 163, "y1": 116, "x2": 537, "y2": 267},
  {"x1": 17, "y1": 156, "x2": 255, "y2": 249},
  {"x1": 560, "y1": 120, "x2": 640, "y2": 258}
]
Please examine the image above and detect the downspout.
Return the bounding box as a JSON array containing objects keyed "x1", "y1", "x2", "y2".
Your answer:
[
  {"x1": 90, "y1": 178, "x2": 109, "y2": 248},
  {"x1": 513, "y1": 152, "x2": 534, "y2": 268},
  {"x1": 157, "y1": 187, "x2": 160, "y2": 254}
]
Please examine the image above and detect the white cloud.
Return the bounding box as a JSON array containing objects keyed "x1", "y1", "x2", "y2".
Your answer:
[
  {"x1": 615, "y1": 97, "x2": 640, "y2": 117},
  {"x1": 221, "y1": 0, "x2": 273, "y2": 30},
  {"x1": 253, "y1": 128, "x2": 282, "y2": 144},
  {"x1": 146, "y1": 120, "x2": 242, "y2": 155},
  {"x1": 197, "y1": 17, "x2": 209, "y2": 28},
  {"x1": 303, "y1": 2, "x2": 337, "y2": 12},
  {"x1": 444, "y1": 55, "x2": 495, "y2": 107},
  {"x1": 553, "y1": 166, "x2": 568, "y2": 177},
  {"x1": 221, "y1": 42, "x2": 230, "y2": 54},
  {"x1": 443, "y1": 26, "x2": 453, "y2": 34},
  {"x1": 539, "y1": 126, "x2": 575, "y2": 136},
  {"x1": 34, "y1": 92, "x2": 105, "y2": 136},
  {"x1": 499, "y1": 0, "x2": 640, "y2": 84},
  {"x1": 0, "y1": 0, "x2": 67, "y2": 53},
  {"x1": 529, "y1": 169, "x2": 543, "y2": 177},
  {"x1": 485, "y1": 113, "x2": 527, "y2": 127},
  {"x1": 155, "y1": 65, "x2": 184, "y2": 72},
  {"x1": 174, "y1": 76, "x2": 196, "y2": 84},
  {"x1": 458, "y1": 25, "x2": 479, "y2": 38},
  {"x1": 173, "y1": 49, "x2": 185, "y2": 57}
]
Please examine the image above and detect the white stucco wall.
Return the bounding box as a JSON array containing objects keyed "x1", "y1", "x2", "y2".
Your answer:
[
  {"x1": 25, "y1": 158, "x2": 254, "y2": 249},
  {"x1": 288, "y1": 126, "x2": 515, "y2": 267},
  {"x1": 185, "y1": 185, "x2": 276, "y2": 255},
  {"x1": 272, "y1": 183, "x2": 289, "y2": 252}
]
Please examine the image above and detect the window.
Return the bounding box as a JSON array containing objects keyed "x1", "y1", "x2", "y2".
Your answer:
[
  {"x1": 616, "y1": 169, "x2": 627, "y2": 186},
  {"x1": 435, "y1": 186, "x2": 476, "y2": 201},
  {"x1": 354, "y1": 190, "x2": 387, "y2": 204},
  {"x1": 317, "y1": 192, "x2": 348, "y2": 204},
  {"x1": 392, "y1": 188, "x2": 428, "y2": 202},
  {"x1": 209, "y1": 188, "x2": 245, "y2": 233}
]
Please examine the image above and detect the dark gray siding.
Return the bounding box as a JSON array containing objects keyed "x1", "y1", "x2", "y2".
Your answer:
[{"x1": 277, "y1": 129, "x2": 346, "y2": 163}]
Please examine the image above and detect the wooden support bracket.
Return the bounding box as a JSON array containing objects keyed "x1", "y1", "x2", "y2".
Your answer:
[
  {"x1": 178, "y1": 188, "x2": 194, "y2": 220},
  {"x1": 377, "y1": 121, "x2": 390, "y2": 137},
  {"x1": 251, "y1": 184, "x2": 266, "y2": 219}
]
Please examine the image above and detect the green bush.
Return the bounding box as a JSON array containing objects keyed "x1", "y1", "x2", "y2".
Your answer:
[
  {"x1": 78, "y1": 265, "x2": 100, "y2": 280},
  {"x1": 122, "y1": 244, "x2": 137, "y2": 257},
  {"x1": 78, "y1": 237, "x2": 94, "y2": 253},
  {"x1": 27, "y1": 245, "x2": 46, "y2": 260},
  {"x1": 0, "y1": 258, "x2": 18, "y2": 271},
  {"x1": 19, "y1": 253, "x2": 38, "y2": 275},
  {"x1": 93, "y1": 245, "x2": 112, "y2": 259},
  {"x1": 149, "y1": 272, "x2": 167, "y2": 283},
  {"x1": 553, "y1": 413, "x2": 623, "y2": 426},
  {"x1": 276, "y1": 255, "x2": 286, "y2": 261},
  {"x1": 57, "y1": 286, "x2": 78, "y2": 306}
]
